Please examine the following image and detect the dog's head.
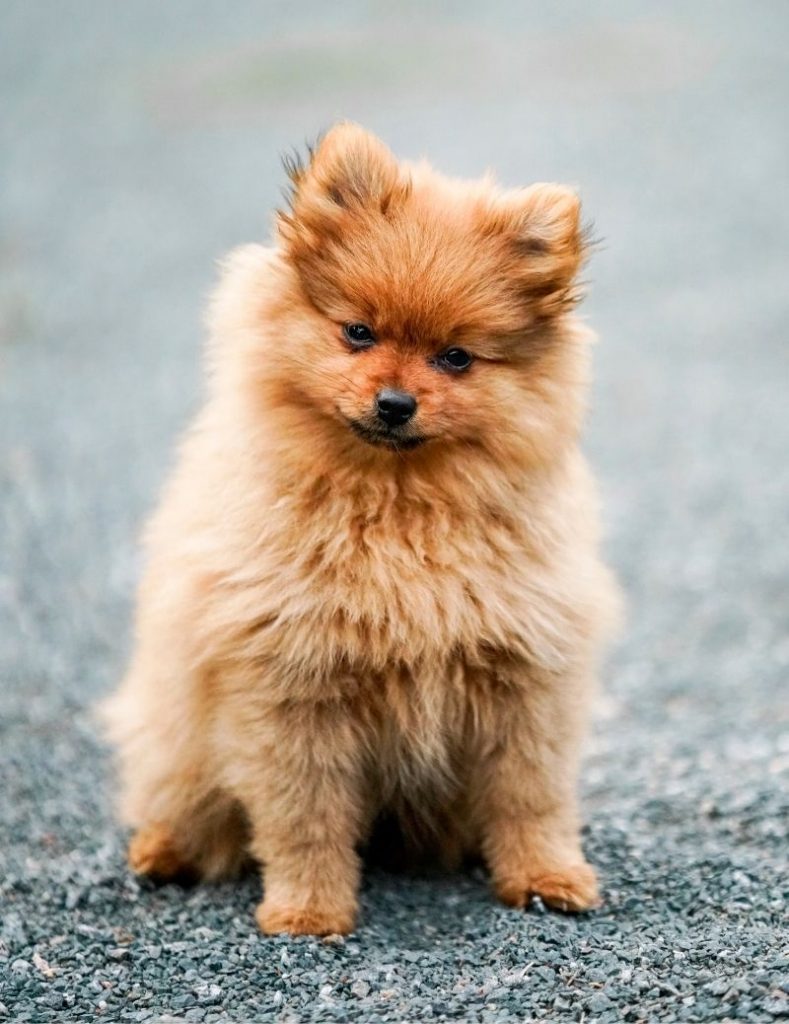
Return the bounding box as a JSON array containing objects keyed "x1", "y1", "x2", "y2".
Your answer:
[{"x1": 258, "y1": 124, "x2": 590, "y2": 465}]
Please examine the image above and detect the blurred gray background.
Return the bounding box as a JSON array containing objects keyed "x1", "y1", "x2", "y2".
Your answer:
[{"x1": 1, "y1": 3, "x2": 787, "y2": 1022}]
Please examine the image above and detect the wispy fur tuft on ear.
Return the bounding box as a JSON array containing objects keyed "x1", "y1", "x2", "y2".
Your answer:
[
  {"x1": 487, "y1": 183, "x2": 588, "y2": 319},
  {"x1": 277, "y1": 123, "x2": 408, "y2": 251}
]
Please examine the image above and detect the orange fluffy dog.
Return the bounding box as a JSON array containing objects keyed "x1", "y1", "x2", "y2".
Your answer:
[{"x1": 102, "y1": 124, "x2": 620, "y2": 936}]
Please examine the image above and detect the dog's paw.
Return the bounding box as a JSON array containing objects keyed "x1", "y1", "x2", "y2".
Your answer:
[
  {"x1": 255, "y1": 900, "x2": 356, "y2": 937},
  {"x1": 128, "y1": 823, "x2": 192, "y2": 881},
  {"x1": 495, "y1": 861, "x2": 600, "y2": 913}
]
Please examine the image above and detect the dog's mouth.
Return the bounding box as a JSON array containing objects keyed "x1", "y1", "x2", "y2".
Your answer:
[{"x1": 348, "y1": 419, "x2": 428, "y2": 451}]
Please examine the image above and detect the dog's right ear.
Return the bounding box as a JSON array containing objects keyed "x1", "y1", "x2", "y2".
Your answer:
[{"x1": 278, "y1": 123, "x2": 403, "y2": 251}]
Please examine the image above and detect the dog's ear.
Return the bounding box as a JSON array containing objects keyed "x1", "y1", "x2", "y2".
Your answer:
[
  {"x1": 278, "y1": 123, "x2": 403, "y2": 248},
  {"x1": 489, "y1": 183, "x2": 587, "y2": 318}
]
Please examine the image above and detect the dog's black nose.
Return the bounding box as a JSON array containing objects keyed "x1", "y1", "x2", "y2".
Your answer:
[{"x1": 376, "y1": 389, "x2": 417, "y2": 427}]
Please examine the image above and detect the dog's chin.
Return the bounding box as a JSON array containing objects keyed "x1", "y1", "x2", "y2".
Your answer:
[{"x1": 348, "y1": 419, "x2": 428, "y2": 451}]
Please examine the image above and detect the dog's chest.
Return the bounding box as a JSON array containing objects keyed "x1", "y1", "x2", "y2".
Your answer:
[
  {"x1": 218, "y1": 475, "x2": 575, "y2": 696},
  {"x1": 247, "y1": 487, "x2": 569, "y2": 681}
]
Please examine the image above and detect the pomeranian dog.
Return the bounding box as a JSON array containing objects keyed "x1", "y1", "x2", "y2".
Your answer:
[{"x1": 102, "y1": 123, "x2": 620, "y2": 936}]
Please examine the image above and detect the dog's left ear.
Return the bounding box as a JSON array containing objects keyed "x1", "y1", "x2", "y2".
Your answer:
[
  {"x1": 278, "y1": 123, "x2": 404, "y2": 249},
  {"x1": 490, "y1": 183, "x2": 587, "y2": 318}
]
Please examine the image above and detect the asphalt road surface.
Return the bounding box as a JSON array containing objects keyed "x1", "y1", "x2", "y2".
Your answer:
[{"x1": 1, "y1": 3, "x2": 787, "y2": 1021}]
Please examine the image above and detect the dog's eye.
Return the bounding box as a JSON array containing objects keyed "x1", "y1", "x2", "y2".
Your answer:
[
  {"x1": 436, "y1": 347, "x2": 473, "y2": 372},
  {"x1": 343, "y1": 323, "x2": 376, "y2": 349}
]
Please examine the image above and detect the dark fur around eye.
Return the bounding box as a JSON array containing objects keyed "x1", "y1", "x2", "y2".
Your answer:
[
  {"x1": 343, "y1": 323, "x2": 376, "y2": 349},
  {"x1": 435, "y1": 347, "x2": 473, "y2": 372}
]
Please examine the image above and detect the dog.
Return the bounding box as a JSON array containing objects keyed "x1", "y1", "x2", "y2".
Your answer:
[{"x1": 102, "y1": 123, "x2": 620, "y2": 936}]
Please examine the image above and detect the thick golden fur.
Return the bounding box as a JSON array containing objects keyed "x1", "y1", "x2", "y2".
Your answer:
[{"x1": 102, "y1": 124, "x2": 620, "y2": 936}]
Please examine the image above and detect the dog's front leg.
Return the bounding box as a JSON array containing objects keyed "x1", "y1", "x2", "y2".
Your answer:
[
  {"x1": 473, "y1": 667, "x2": 600, "y2": 913},
  {"x1": 223, "y1": 692, "x2": 369, "y2": 936}
]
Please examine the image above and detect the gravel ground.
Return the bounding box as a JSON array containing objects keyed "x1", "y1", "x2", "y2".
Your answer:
[{"x1": 1, "y1": 3, "x2": 787, "y2": 1022}]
